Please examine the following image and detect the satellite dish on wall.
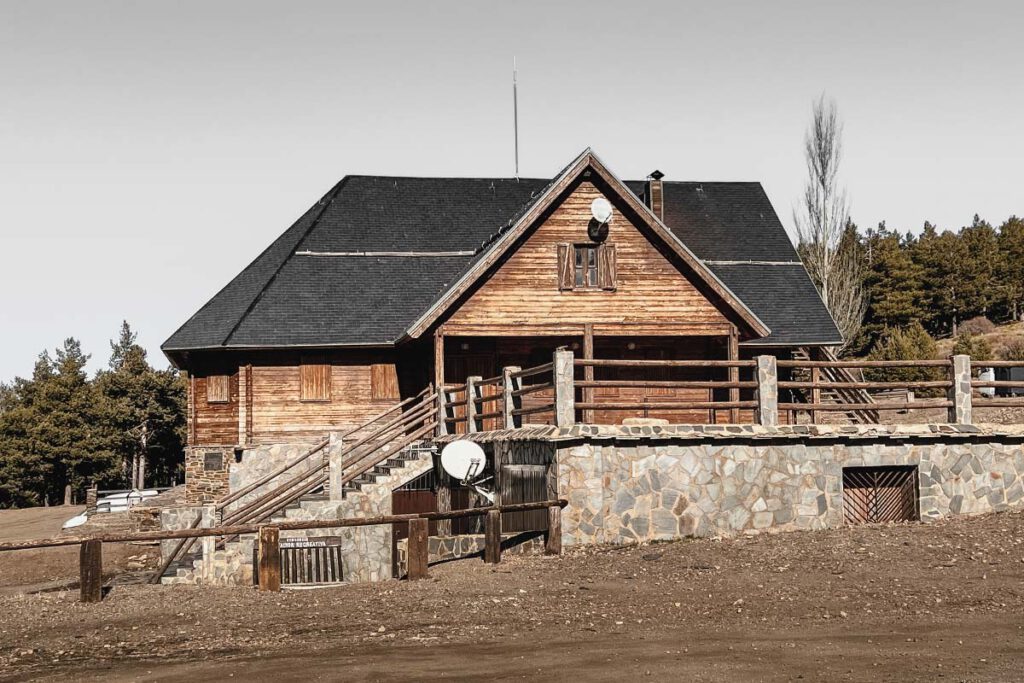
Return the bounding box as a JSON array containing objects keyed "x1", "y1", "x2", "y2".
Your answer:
[
  {"x1": 440, "y1": 440, "x2": 486, "y2": 482},
  {"x1": 439, "y1": 440, "x2": 495, "y2": 504},
  {"x1": 591, "y1": 197, "x2": 613, "y2": 224}
]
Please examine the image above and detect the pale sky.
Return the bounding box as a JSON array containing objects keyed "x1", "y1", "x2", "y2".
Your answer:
[{"x1": 1, "y1": 0, "x2": 1021, "y2": 382}]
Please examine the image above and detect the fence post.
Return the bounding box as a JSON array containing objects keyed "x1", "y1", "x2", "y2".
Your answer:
[
  {"x1": 85, "y1": 484, "x2": 98, "y2": 515},
  {"x1": 502, "y1": 366, "x2": 521, "y2": 429},
  {"x1": 257, "y1": 525, "x2": 281, "y2": 592},
  {"x1": 466, "y1": 375, "x2": 481, "y2": 433},
  {"x1": 949, "y1": 354, "x2": 973, "y2": 424},
  {"x1": 553, "y1": 349, "x2": 575, "y2": 428},
  {"x1": 79, "y1": 539, "x2": 103, "y2": 603},
  {"x1": 407, "y1": 518, "x2": 429, "y2": 580},
  {"x1": 545, "y1": 504, "x2": 562, "y2": 555},
  {"x1": 755, "y1": 355, "x2": 778, "y2": 427},
  {"x1": 484, "y1": 509, "x2": 502, "y2": 564}
]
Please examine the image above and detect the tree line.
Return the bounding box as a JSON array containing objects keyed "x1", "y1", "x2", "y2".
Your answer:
[
  {"x1": 795, "y1": 95, "x2": 1022, "y2": 362},
  {"x1": 0, "y1": 322, "x2": 185, "y2": 508}
]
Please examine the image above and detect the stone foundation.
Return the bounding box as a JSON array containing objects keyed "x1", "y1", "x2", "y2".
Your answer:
[{"x1": 550, "y1": 425, "x2": 1024, "y2": 544}]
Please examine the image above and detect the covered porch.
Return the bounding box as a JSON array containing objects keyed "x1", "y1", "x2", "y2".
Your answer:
[{"x1": 431, "y1": 322, "x2": 771, "y2": 428}]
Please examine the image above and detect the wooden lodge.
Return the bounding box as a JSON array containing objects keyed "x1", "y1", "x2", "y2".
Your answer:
[{"x1": 162, "y1": 148, "x2": 843, "y2": 450}]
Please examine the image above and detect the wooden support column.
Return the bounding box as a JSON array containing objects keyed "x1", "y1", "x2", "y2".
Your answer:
[
  {"x1": 502, "y1": 366, "x2": 521, "y2": 429},
  {"x1": 406, "y1": 518, "x2": 429, "y2": 580},
  {"x1": 466, "y1": 375, "x2": 481, "y2": 433},
  {"x1": 434, "y1": 330, "x2": 447, "y2": 437},
  {"x1": 79, "y1": 539, "x2": 103, "y2": 603},
  {"x1": 728, "y1": 327, "x2": 740, "y2": 424},
  {"x1": 484, "y1": 509, "x2": 502, "y2": 564},
  {"x1": 257, "y1": 525, "x2": 281, "y2": 592},
  {"x1": 237, "y1": 364, "x2": 248, "y2": 446},
  {"x1": 582, "y1": 324, "x2": 594, "y2": 424}
]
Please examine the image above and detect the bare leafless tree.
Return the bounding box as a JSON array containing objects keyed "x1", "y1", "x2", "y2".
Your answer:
[{"x1": 794, "y1": 95, "x2": 866, "y2": 352}]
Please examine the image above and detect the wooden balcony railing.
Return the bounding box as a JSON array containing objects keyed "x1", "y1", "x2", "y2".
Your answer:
[{"x1": 435, "y1": 352, "x2": 1024, "y2": 434}]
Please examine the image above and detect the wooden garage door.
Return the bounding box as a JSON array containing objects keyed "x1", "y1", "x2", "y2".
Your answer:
[{"x1": 842, "y1": 466, "x2": 919, "y2": 524}]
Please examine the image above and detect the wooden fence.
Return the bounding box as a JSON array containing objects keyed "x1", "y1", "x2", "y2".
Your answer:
[
  {"x1": 438, "y1": 351, "x2": 1024, "y2": 430},
  {"x1": 0, "y1": 499, "x2": 567, "y2": 602}
]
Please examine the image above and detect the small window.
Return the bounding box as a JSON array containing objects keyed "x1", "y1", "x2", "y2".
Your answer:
[
  {"x1": 371, "y1": 363, "x2": 400, "y2": 401},
  {"x1": 206, "y1": 375, "x2": 230, "y2": 404},
  {"x1": 558, "y1": 243, "x2": 616, "y2": 291},
  {"x1": 300, "y1": 356, "x2": 331, "y2": 401}
]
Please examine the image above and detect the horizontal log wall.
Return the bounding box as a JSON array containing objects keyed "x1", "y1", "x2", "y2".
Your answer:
[{"x1": 445, "y1": 181, "x2": 733, "y2": 331}]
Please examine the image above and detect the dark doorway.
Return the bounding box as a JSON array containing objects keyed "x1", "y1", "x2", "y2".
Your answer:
[{"x1": 842, "y1": 466, "x2": 919, "y2": 524}]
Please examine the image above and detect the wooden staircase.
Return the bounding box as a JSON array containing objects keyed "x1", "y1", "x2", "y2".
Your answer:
[
  {"x1": 153, "y1": 387, "x2": 439, "y2": 583},
  {"x1": 791, "y1": 348, "x2": 879, "y2": 424}
]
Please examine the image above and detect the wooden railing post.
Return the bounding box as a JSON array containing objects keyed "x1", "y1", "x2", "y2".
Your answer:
[
  {"x1": 810, "y1": 366, "x2": 821, "y2": 425},
  {"x1": 502, "y1": 366, "x2": 521, "y2": 429},
  {"x1": 755, "y1": 355, "x2": 778, "y2": 427},
  {"x1": 466, "y1": 375, "x2": 481, "y2": 433},
  {"x1": 257, "y1": 525, "x2": 281, "y2": 592},
  {"x1": 407, "y1": 517, "x2": 429, "y2": 580},
  {"x1": 949, "y1": 354, "x2": 973, "y2": 424},
  {"x1": 436, "y1": 388, "x2": 450, "y2": 437},
  {"x1": 553, "y1": 349, "x2": 575, "y2": 428},
  {"x1": 85, "y1": 484, "x2": 98, "y2": 515},
  {"x1": 484, "y1": 509, "x2": 502, "y2": 564},
  {"x1": 79, "y1": 539, "x2": 103, "y2": 603},
  {"x1": 545, "y1": 504, "x2": 562, "y2": 555}
]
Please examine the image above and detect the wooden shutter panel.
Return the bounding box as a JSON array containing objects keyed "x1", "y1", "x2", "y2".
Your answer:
[
  {"x1": 557, "y1": 243, "x2": 573, "y2": 290},
  {"x1": 206, "y1": 375, "x2": 230, "y2": 403},
  {"x1": 300, "y1": 356, "x2": 331, "y2": 401},
  {"x1": 371, "y1": 363, "x2": 400, "y2": 401},
  {"x1": 597, "y1": 243, "x2": 617, "y2": 290}
]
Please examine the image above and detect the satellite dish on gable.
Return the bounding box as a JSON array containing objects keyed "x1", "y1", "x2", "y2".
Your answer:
[
  {"x1": 591, "y1": 197, "x2": 613, "y2": 224},
  {"x1": 440, "y1": 440, "x2": 495, "y2": 504}
]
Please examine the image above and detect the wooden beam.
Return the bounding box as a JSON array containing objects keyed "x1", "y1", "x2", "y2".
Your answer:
[
  {"x1": 257, "y1": 525, "x2": 281, "y2": 592},
  {"x1": 582, "y1": 323, "x2": 594, "y2": 424},
  {"x1": 435, "y1": 330, "x2": 451, "y2": 536},
  {"x1": 406, "y1": 518, "x2": 429, "y2": 580},
  {"x1": 79, "y1": 539, "x2": 103, "y2": 603}
]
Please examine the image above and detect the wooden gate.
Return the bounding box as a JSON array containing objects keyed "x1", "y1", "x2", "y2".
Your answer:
[
  {"x1": 842, "y1": 466, "x2": 919, "y2": 524},
  {"x1": 253, "y1": 536, "x2": 345, "y2": 585}
]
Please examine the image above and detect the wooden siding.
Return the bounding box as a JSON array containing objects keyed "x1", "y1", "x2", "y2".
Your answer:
[
  {"x1": 193, "y1": 372, "x2": 239, "y2": 445},
  {"x1": 444, "y1": 181, "x2": 732, "y2": 330}
]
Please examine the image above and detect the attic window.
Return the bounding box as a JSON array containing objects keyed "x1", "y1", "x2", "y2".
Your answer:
[{"x1": 558, "y1": 243, "x2": 616, "y2": 291}]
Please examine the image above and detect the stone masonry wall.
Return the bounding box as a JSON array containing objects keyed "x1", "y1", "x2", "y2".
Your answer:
[
  {"x1": 552, "y1": 425, "x2": 1024, "y2": 545},
  {"x1": 184, "y1": 447, "x2": 232, "y2": 504}
]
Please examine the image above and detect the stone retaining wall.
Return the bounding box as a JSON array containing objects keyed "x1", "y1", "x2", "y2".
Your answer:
[{"x1": 551, "y1": 425, "x2": 1024, "y2": 545}]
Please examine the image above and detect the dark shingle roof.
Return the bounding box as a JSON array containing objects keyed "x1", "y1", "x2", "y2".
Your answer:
[
  {"x1": 708, "y1": 263, "x2": 842, "y2": 346},
  {"x1": 162, "y1": 172, "x2": 841, "y2": 357}
]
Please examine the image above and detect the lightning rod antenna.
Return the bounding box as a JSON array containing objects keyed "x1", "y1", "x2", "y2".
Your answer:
[{"x1": 513, "y1": 56, "x2": 519, "y2": 180}]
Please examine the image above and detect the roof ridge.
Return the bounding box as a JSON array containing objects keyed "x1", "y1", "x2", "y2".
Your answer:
[{"x1": 220, "y1": 177, "x2": 348, "y2": 346}]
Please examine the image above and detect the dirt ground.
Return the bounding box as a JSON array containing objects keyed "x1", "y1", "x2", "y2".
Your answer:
[
  {"x1": 1, "y1": 508, "x2": 1023, "y2": 682},
  {"x1": 0, "y1": 508, "x2": 157, "y2": 596}
]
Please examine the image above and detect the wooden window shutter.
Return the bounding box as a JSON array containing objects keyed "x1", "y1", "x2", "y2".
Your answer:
[
  {"x1": 206, "y1": 375, "x2": 230, "y2": 404},
  {"x1": 597, "y1": 243, "x2": 617, "y2": 290},
  {"x1": 557, "y1": 243, "x2": 573, "y2": 290},
  {"x1": 300, "y1": 356, "x2": 331, "y2": 401},
  {"x1": 370, "y1": 363, "x2": 400, "y2": 401}
]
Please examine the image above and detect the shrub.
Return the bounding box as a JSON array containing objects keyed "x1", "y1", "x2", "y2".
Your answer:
[
  {"x1": 865, "y1": 322, "x2": 943, "y2": 389},
  {"x1": 952, "y1": 332, "x2": 994, "y2": 361},
  {"x1": 959, "y1": 316, "x2": 996, "y2": 336},
  {"x1": 1002, "y1": 338, "x2": 1024, "y2": 361}
]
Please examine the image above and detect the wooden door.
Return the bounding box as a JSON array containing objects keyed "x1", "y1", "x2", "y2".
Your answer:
[{"x1": 445, "y1": 352, "x2": 497, "y2": 433}]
